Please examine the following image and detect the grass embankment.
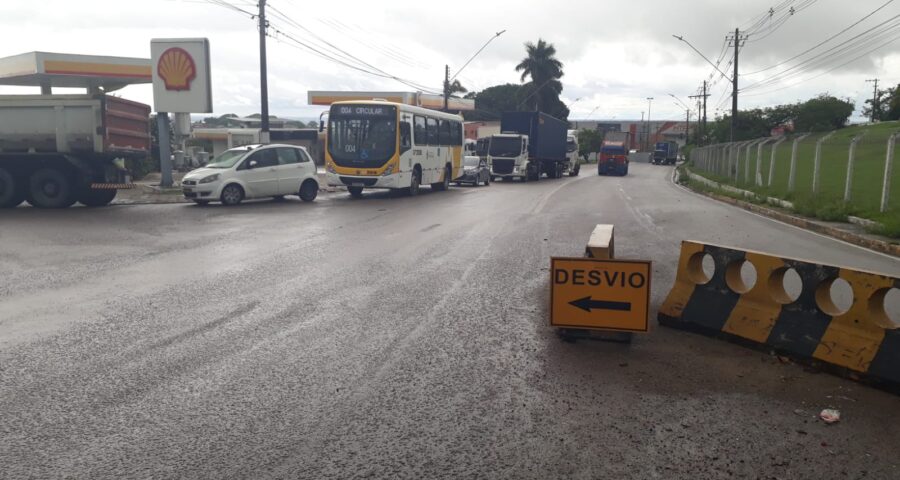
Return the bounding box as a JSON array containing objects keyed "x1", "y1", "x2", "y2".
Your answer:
[{"x1": 689, "y1": 122, "x2": 900, "y2": 238}]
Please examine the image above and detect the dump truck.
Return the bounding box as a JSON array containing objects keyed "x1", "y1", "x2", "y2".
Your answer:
[
  {"x1": 653, "y1": 141, "x2": 679, "y2": 165},
  {"x1": 0, "y1": 51, "x2": 153, "y2": 208},
  {"x1": 489, "y1": 111, "x2": 568, "y2": 182}
]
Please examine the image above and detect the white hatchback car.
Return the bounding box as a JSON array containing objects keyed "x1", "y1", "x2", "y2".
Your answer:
[{"x1": 182, "y1": 144, "x2": 319, "y2": 206}]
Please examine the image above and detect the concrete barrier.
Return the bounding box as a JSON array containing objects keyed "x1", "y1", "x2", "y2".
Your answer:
[{"x1": 659, "y1": 240, "x2": 900, "y2": 387}]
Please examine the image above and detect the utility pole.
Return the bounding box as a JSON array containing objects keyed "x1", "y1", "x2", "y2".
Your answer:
[
  {"x1": 258, "y1": 0, "x2": 270, "y2": 143},
  {"x1": 688, "y1": 89, "x2": 707, "y2": 145},
  {"x1": 647, "y1": 97, "x2": 653, "y2": 151},
  {"x1": 685, "y1": 109, "x2": 691, "y2": 145},
  {"x1": 443, "y1": 65, "x2": 450, "y2": 112},
  {"x1": 726, "y1": 29, "x2": 746, "y2": 142},
  {"x1": 866, "y1": 78, "x2": 880, "y2": 123},
  {"x1": 701, "y1": 81, "x2": 709, "y2": 144}
]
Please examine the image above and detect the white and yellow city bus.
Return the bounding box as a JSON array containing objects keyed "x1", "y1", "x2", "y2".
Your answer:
[{"x1": 325, "y1": 100, "x2": 464, "y2": 197}]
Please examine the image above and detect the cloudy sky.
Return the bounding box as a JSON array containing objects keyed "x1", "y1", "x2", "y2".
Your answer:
[{"x1": 1, "y1": 0, "x2": 897, "y2": 122}]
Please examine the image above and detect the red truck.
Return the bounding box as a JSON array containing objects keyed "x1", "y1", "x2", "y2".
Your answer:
[{"x1": 597, "y1": 132, "x2": 632, "y2": 176}]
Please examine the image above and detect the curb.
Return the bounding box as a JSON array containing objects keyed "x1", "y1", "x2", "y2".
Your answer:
[{"x1": 675, "y1": 169, "x2": 900, "y2": 258}]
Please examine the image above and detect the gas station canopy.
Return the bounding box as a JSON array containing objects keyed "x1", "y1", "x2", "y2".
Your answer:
[{"x1": 0, "y1": 51, "x2": 152, "y2": 92}]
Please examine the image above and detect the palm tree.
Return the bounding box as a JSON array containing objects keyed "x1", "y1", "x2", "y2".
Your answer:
[
  {"x1": 515, "y1": 39, "x2": 563, "y2": 112},
  {"x1": 448, "y1": 80, "x2": 467, "y2": 95}
]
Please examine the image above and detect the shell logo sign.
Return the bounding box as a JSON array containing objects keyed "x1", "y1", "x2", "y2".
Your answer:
[
  {"x1": 157, "y1": 47, "x2": 196, "y2": 91},
  {"x1": 151, "y1": 38, "x2": 212, "y2": 113}
]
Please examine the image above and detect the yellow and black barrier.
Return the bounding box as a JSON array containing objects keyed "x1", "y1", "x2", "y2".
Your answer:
[{"x1": 659, "y1": 241, "x2": 900, "y2": 387}]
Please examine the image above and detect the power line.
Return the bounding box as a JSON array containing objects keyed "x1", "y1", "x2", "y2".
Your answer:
[
  {"x1": 270, "y1": 26, "x2": 441, "y2": 94},
  {"x1": 743, "y1": 0, "x2": 896, "y2": 75},
  {"x1": 740, "y1": 33, "x2": 900, "y2": 97},
  {"x1": 741, "y1": 15, "x2": 900, "y2": 92},
  {"x1": 265, "y1": 4, "x2": 440, "y2": 92}
]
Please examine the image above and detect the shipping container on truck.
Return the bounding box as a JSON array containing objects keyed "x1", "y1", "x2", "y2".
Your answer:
[
  {"x1": 0, "y1": 51, "x2": 153, "y2": 208},
  {"x1": 488, "y1": 111, "x2": 568, "y2": 182},
  {"x1": 652, "y1": 141, "x2": 678, "y2": 165},
  {"x1": 598, "y1": 131, "x2": 632, "y2": 176}
]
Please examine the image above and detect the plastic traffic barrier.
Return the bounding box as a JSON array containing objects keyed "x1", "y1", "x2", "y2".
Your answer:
[{"x1": 659, "y1": 241, "x2": 900, "y2": 387}]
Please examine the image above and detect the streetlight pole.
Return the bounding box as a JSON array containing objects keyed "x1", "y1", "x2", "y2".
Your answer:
[
  {"x1": 646, "y1": 97, "x2": 654, "y2": 151},
  {"x1": 445, "y1": 29, "x2": 506, "y2": 112}
]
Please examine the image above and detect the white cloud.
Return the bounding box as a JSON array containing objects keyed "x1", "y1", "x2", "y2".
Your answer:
[{"x1": 0, "y1": 0, "x2": 896, "y2": 121}]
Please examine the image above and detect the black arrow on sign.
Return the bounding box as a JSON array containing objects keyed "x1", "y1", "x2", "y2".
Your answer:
[{"x1": 569, "y1": 296, "x2": 632, "y2": 313}]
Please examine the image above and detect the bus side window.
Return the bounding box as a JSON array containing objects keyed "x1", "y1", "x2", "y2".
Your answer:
[
  {"x1": 400, "y1": 122, "x2": 412, "y2": 154},
  {"x1": 414, "y1": 115, "x2": 427, "y2": 146},
  {"x1": 426, "y1": 118, "x2": 439, "y2": 145},
  {"x1": 440, "y1": 119, "x2": 451, "y2": 146}
]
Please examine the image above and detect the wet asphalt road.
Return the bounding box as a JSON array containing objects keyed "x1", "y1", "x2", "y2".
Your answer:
[{"x1": 2, "y1": 162, "x2": 900, "y2": 479}]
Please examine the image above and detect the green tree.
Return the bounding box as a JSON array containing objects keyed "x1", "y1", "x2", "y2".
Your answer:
[
  {"x1": 887, "y1": 85, "x2": 900, "y2": 120},
  {"x1": 708, "y1": 109, "x2": 770, "y2": 142},
  {"x1": 793, "y1": 94, "x2": 854, "y2": 131},
  {"x1": 862, "y1": 86, "x2": 892, "y2": 121},
  {"x1": 515, "y1": 39, "x2": 565, "y2": 118},
  {"x1": 464, "y1": 83, "x2": 524, "y2": 121},
  {"x1": 576, "y1": 129, "x2": 604, "y2": 158}
]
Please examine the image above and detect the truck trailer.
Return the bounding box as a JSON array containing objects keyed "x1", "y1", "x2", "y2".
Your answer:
[
  {"x1": 653, "y1": 141, "x2": 679, "y2": 165},
  {"x1": 489, "y1": 111, "x2": 568, "y2": 182},
  {"x1": 0, "y1": 51, "x2": 153, "y2": 208}
]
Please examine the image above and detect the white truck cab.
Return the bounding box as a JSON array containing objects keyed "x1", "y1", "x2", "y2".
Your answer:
[
  {"x1": 564, "y1": 133, "x2": 581, "y2": 177},
  {"x1": 488, "y1": 133, "x2": 534, "y2": 181}
]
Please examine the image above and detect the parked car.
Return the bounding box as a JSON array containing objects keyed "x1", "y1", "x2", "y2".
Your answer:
[
  {"x1": 455, "y1": 155, "x2": 491, "y2": 186},
  {"x1": 182, "y1": 144, "x2": 319, "y2": 206}
]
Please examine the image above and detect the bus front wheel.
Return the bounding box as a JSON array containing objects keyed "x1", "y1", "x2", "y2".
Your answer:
[
  {"x1": 408, "y1": 169, "x2": 421, "y2": 196},
  {"x1": 348, "y1": 186, "x2": 364, "y2": 198}
]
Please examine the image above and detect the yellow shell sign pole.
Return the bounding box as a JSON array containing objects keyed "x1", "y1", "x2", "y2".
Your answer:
[{"x1": 551, "y1": 224, "x2": 652, "y2": 342}]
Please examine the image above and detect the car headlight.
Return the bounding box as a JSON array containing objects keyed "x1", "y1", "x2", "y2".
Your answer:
[
  {"x1": 382, "y1": 164, "x2": 395, "y2": 176},
  {"x1": 198, "y1": 174, "x2": 220, "y2": 184}
]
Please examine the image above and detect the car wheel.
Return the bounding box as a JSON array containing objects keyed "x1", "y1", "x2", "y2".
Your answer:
[
  {"x1": 299, "y1": 179, "x2": 318, "y2": 202},
  {"x1": 408, "y1": 169, "x2": 421, "y2": 196},
  {"x1": 28, "y1": 168, "x2": 76, "y2": 208},
  {"x1": 220, "y1": 183, "x2": 244, "y2": 206},
  {"x1": 78, "y1": 188, "x2": 117, "y2": 207}
]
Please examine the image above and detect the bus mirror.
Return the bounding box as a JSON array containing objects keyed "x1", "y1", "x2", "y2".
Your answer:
[{"x1": 319, "y1": 120, "x2": 325, "y2": 133}]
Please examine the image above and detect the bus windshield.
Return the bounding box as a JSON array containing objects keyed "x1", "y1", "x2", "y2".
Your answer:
[
  {"x1": 328, "y1": 104, "x2": 397, "y2": 167},
  {"x1": 489, "y1": 137, "x2": 523, "y2": 157}
]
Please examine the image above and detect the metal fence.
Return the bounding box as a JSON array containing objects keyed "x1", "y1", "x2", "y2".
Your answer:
[{"x1": 689, "y1": 123, "x2": 900, "y2": 215}]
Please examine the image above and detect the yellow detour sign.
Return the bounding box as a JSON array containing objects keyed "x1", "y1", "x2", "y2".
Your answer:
[{"x1": 550, "y1": 257, "x2": 652, "y2": 332}]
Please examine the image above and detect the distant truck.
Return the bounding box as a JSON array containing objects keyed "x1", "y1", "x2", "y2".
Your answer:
[
  {"x1": 565, "y1": 131, "x2": 581, "y2": 177},
  {"x1": 0, "y1": 94, "x2": 150, "y2": 208},
  {"x1": 597, "y1": 131, "x2": 632, "y2": 176},
  {"x1": 488, "y1": 111, "x2": 569, "y2": 182},
  {"x1": 653, "y1": 141, "x2": 679, "y2": 165}
]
